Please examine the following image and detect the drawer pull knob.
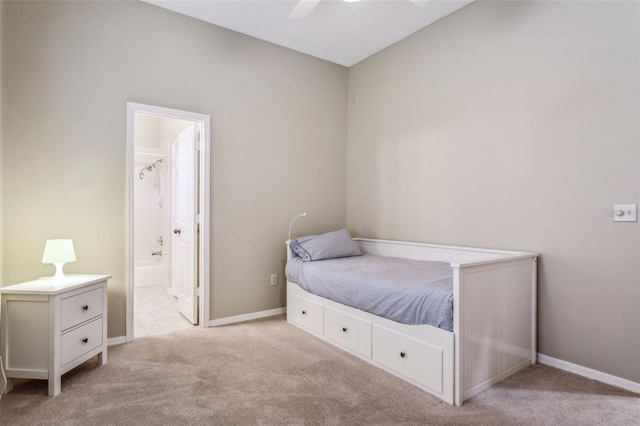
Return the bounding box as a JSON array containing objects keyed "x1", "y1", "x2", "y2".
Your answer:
[
  {"x1": 81, "y1": 338, "x2": 89, "y2": 344},
  {"x1": 342, "y1": 327, "x2": 347, "y2": 332},
  {"x1": 82, "y1": 305, "x2": 89, "y2": 311},
  {"x1": 302, "y1": 310, "x2": 307, "y2": 315},
  {"x1": 400, "y1": 352, "x2": 406, "y2": 358}
]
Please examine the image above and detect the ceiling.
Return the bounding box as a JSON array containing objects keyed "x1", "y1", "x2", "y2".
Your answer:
[{"x1": 142, "y1": 0, "x2": 473, "y2": 67}]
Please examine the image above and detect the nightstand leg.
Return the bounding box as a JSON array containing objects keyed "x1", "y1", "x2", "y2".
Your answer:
[
  {"x1": 48, "y1": 372, "x2": 61, "y2": 396},
  {"x1": 97, "y1": 349, "x2": 107, "y2": 366}
]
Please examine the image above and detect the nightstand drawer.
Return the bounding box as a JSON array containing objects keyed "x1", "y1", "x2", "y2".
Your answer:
[
  {"x1": 61, "y1": 288, "x2": 103, "y2": 330},
  {"x1": 61, "y1": 317, "x2": 103, "y2": 367}
]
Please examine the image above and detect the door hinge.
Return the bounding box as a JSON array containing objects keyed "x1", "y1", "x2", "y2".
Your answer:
[
  {"x1": 195, "y1": 214, "x2": 201, "y2": 224},
  {"x1": 194, "y1": 286, "x2": 200, "y2": 297}
]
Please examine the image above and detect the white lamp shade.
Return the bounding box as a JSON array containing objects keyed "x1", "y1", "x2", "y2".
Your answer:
[{"x1": 42, "y1": 239, "x2": 76, "y2": 264}]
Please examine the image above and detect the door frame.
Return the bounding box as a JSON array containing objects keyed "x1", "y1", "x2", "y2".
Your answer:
[{"x1": 125, "y1": 102, "x2": 211, "y2": 342}]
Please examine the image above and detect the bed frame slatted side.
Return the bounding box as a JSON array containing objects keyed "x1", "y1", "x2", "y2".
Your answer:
[{"x1": 454, "y1": 257, "x2": 537, "y2": 405}]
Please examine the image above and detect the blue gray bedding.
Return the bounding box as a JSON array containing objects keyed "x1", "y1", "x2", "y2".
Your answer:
[{"x1": 285, "y1": 254, "x2": 454, "y2": 332}]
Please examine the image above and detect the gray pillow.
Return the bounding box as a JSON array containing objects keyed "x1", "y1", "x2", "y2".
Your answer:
[{"x1": 290, "y1": 228, "x2": 362, "y2": 262}]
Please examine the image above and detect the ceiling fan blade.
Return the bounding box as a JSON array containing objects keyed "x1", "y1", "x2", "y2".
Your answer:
[
  {"x1": 408, "y1": 0, "x2": 427, "y2": 7},
  {"x1": 288, "y1": 0, "x2": 322, "y2": 20}
]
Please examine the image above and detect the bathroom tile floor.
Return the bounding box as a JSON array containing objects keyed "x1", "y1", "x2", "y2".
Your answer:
[{"x1": 134, "y1": 285, "x2": 194, "y2": 338}]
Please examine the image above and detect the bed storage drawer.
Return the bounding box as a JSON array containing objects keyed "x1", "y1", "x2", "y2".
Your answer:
[
  {"x1": 288, "y1": 293, "x2": 323, "y2": 335},
  {"x1": 372, "y1": 324, "x2": 443, "y2": 394},
  {"x1": 324, "y1": 306, "x2": 372, "y2": 358}
]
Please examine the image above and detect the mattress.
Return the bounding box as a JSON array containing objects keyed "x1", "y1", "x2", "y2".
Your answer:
[{"x1": 285, "y1": 254, "x2": 454, "y2": 331}]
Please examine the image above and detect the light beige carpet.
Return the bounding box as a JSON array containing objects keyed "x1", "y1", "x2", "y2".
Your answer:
[{"x1": 0, "y1": 315, "x2": 638, "y2": 425}]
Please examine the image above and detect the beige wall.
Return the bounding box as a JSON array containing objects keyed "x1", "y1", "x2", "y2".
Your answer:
[
  {"x1": 1, "y1": 1, "x2": 347, "y2": 335},
  {"x1": 348, "y1": 1, "x2": 639, "y2": 382}
]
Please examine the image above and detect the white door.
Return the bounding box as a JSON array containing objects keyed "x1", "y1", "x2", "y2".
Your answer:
[{"x1": 171, "y1": 124, "x2": 199, "y2": 324}]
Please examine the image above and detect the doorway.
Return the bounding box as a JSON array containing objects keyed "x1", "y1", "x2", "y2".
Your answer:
[{"x1": 126, "y1": 103, "x2": 210, "y2": 341}]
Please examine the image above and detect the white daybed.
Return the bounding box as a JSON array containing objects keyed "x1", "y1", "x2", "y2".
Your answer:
[{"x1": 286, "y1": 237, "x2": 538, "y2": 406}]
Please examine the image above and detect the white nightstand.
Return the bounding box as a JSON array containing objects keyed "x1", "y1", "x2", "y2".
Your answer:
[{"x1": 0, "y1": 274, "x2": 111, "y2": 396}]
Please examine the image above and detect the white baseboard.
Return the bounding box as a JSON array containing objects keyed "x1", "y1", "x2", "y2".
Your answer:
[
  {"x1": 107, "y1": 336, "x2": 127, "y2": 346},
  {"x1": 538, "y1": 353, "x2": 640, "y2": 394},
  {"x1": 209, "y1": 307, "x2": 286, "y2": 327}
]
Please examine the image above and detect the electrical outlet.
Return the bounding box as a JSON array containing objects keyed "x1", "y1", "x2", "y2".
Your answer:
[{"x1": 270, "y1": 274, "x2": 278, "y2": 286}]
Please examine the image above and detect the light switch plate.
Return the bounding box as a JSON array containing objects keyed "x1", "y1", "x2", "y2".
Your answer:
[{"x1": 613, "y1": 204, "x2": 637, "y2": 222}]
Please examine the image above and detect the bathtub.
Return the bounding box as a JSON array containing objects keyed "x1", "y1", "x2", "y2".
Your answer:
[{"x1": 134, "y1": 260, "x2": 168, "y2": 288}]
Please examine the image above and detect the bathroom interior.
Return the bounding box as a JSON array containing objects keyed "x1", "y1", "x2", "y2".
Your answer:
[{"x1": 133, "y1": 113, "x2": 195, "y2": 338}]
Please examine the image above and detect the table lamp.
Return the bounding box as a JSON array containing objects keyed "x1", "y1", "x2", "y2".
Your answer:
[{"x1": 42, "y1": 239, "x2": 76, "y2": 281}]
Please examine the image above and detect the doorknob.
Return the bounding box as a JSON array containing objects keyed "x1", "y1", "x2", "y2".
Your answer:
[{"x1": 173, "y1": 228, "x2": 181, "y2": 235}]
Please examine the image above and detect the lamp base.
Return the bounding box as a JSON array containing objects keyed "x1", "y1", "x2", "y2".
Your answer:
[{"x1": 52, "y1": 263, "x2": 67, "y2": 281}]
